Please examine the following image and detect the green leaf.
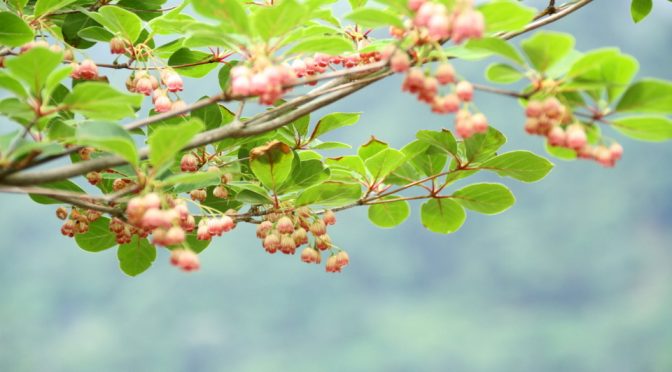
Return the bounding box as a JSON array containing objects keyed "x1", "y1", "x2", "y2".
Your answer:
[
  {"x1": 85, "y1": 5, "x2": 143, "y2": 43},
  {"x1": 253, "y1": 0, "x2": 307, "y2": 40},
  {"x1": 616, "y1": 79, "x2": 672, "y2": 114},
  {"x1": 62, "y1": 12, "x2": 100, "y2": 49},
  {"x1": 310, "y1": 112, "x2": 361, "y2": 140},
  {"x1": 485, "y1": 63, "x2": 524, "y2": 84},
  {"x1": 191, "y1": 101, "x2": 222, "y2": 131},
  {"x1": 348, "y1": 0, "x2": 367, "y2": 9},
  {"x1": 479, "y1": 0, "x2": 536, "y2": 33},
  {"x1": 566, "y1": 49, "x2": 639, "y2": 103},
  {"x1": 365, "y1": 148, "x2": 406, "y2": 182},
  {"x1": 64, "y1": 82, "x2": 142, "y2": 120},
  {"x1": 612, "y1": 116, "x2": 672, "y2": 142},
  {"x1": 186, "y1": 232, "x2": 211, "y2": 253},
  {"x1": 280, "y1": 158, "x2": 330, "y2": 191},
  {"x1": 481, "y1": 150, "x2": 553, "y2": 182},
  {"x1": 358, "y1": 136, "x2": 389, "y2": 161},
  {"x1": 5, "y1": 47, "x2": 62, "y2": 94},
  {"x1": 34, "y1": 0, "x2": 77, "y2": 17},
  {"x1": 416, "y1": 129, "x2": 457, "y2": 154},
  {"x1": 295, "y1": 181, "x2": 362, "y2": 207},
  {"x1": 229, "y1": 182, "x2": 273, "y2": 204},
  {"x1": 28, "y1": 180, "x2": 85, "y2": 204},
  {"x1": 288, "y1": 35, "x2": 355, "y2": 55},
  {"x1": 75, "y1": 217, "x2": 118, "y2": 252},
  {"x1": 117, "y1": 236, "x2": 156, "y2": 277},
  {"x1": 420, "y1": 198, "x2": 466, "y2": 234},
  {"x1": 249, "y1": 141, "x2": 295, "y2": 191},
  {"x1": 0, "y1": 12, "x2": 34, "y2": 47},
  {"x1": 545, "y1": 142, "x2": 577, "y2": 160},
  {"x1": 521, "y1": 31, "x2": 575, "y2": 73},
  {"x1": 311, "y1": 141, "x2": 352, "y2": 150},
  {"x1": 452, "y1": 183, "x2": 515, "y2": 215},
  {"x1": 325, "y1": 155, "x2": 367, "y2": 180},
  {"x1": 148, "y1": 118, "x2": 204, "y2": 169},
  {"x1": 368, "y1": 197, "x2": 410, "y2": 228},
  {"x1": 0, "y1": 71, "x2": 28, "y2": 98},
  {"x1": 631, "y1": 0, "x2": 653, "y2": 23},
  {"x1": 78, "y1": 26, "x2": 114, "y2": 42},
  {"x1": 76, "y1": 121, "x2": 138, "y2": 166},
  {"x1": 191, "y1": 0, "x2": 250, "y2": 35},
  {"x1": 164, "y1": 171, "x2": 221, "y2": 194},
  {"x1": 344, "y1": 8, "x2": 404, "y2": 28},
  {"x1": 218, "y1": 62, "x2": 236, "y2": 91},
  {"x1": 409, "y1": 146, "x2": 446, "y2": 177},
  {"x1": 464, "y1": 126, "x2": 506, "y2": 163},
  {"x1": 168, "y1": 48, "x2": 217, "y2": 78},
  {"x1": 465, "y1": 37, "x2": 525, "y2": 65}
]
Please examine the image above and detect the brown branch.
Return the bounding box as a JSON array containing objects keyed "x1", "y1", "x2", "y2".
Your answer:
[{"x1": 0, "y1": 186, "x2": 122, "y2": 215}]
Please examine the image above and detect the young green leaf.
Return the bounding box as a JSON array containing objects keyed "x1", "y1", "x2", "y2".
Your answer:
[
  {"x1": 148, "y1": 118, "x2": 204, "y2": 169},
  {"x1": 253, "y1": 0, "x2": 307, "y2": 41},
  {"x1": 616, "y1": 79, "x2": 672, "y2": 114},
  {"x1": 288, "y1": 35, "x2": 355, "y2": 55},
  {"x1": 0, "y1": 11, "x2": 34, "y2": 47},
  {"x1": 365, "y1": 148, "x2": 406, "y2": 182},
  {"x1": 310, "y1": 112, "x2": 361, "y2": 140},
  {"x1": 75, "y1": 217, "x2": 118, "y2": 252},
  {"x1": 521, "y1": 31, "x2": 575, "y2": 73},
  {"x1": 78, "y1": 26, "x2": 115, "y2": 42},
  {"x1": 5, "y1": 47, "x2": 62, "y2": 95},
  {"x1": 420, "y1": 198, "x2": 466, "y2": 234},
  {"x1": 612, "y1": 116, "x2": 672, "y2": 142},
  {"x1": 85, "y1": 5, "x2": 143, "y2": 43},
  {"x1": 464, "y1": 126, "x2": 506, "y2": 163},
  {"x1": 76, "y1": 121, "x2": 139, "y2": 166},
  {"x1": 368, "y1": 197, "x2": 410, "y2": 228},
  {"x1": 191, "y1": 0, "x2": 250, "y2": 35},
  {"x1": 34, "y1": 0, "x2": 77, "y2": 17},
  {"x1": 344, "y1": 8, "x2": 404, "y2": 28},
  {"x1": 465, "y1": 37, "x2": 525, "y2": 65},
  {"x1": 64, "y1": 82, "x2": 143, "y2": 120},
  {"x1": 163, "y1": 171, "x2": 221, "y2": 194},
  {"x1": 631, "y1": 0, "x2": 653, "y2": 23},
  {"x1": 452, "y1": 183, "x2": 515, "y2": 215},
  {"x1": 168, "y1": 48, "x2": 218, "y2": 78},
  {"x1": 481, "y1": 151, "x2": 553, "y2": 182},
  {"x1": 358, "y1": 136, "x2": 389, "y2": 160},
  {"x1": 416, "y1": 129, "x2": 458, "y2": 155},
  {"x1": 249, "y1": 141, "x2": 295, "y2": 191},
  {"x1": 295, "y1": 181, "x2": 362, "y2": 207},
  {"x1": 117, "y1": 236, "x2": 156, "y2": 277},
  {"x1": 28, "y1": 180, "x2": 85, "y2": 204},
  {"x1": 479, "y1": 0, "x2": 536, "y2": 33},
  {"x1": 485, "y1": 63, "x2": 524, "y2": 84},
  {"x1": 325, "y1": 155, "x2": 368, "y2": 180}
]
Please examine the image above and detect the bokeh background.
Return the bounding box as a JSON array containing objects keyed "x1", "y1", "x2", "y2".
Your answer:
[{"x1": 1, "y1": 1, "x2": 672, "y2": 371}]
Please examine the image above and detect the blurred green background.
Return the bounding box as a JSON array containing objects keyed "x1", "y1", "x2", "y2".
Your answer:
[{"x1": 1, "y1": 1, "x2": 672, "y2": 371}]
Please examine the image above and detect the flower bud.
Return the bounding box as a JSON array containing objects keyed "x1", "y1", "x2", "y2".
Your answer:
[
  {"x1": 256, "y1": 221, "x2": 273, "y2": 239},
  {"x1": 180, "y1": 153, "x2": 199, "y2": 172},
  {"x1": 276, "y1": 216, "x2": 295, "y2": 234},
  {"x1": 110, "y1": 37, "x2": 126, "y2": 54},
  {"x1": 56, "y1": 207, "x2": 68, "y2": 220},
  {"x1": 213, "y1": 186, "x2": 228, "y2": 199},
  {"x1": 263, "y1": 233, "x2": 280, "y2": 254},
  {"x1": 455, "y1": 81, "x2": 474, "y2": 102},
  {"x1": 323, "y1": 210, "x2": 336, "y2": 226}
]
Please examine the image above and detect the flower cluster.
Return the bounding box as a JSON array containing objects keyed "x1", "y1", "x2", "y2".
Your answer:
[
  {"x1": 125, "y1": 193, "x2": 195, "y2": 246},
  {"x1": 390, "y1": 0, "x2": 484, "y2": 45},
  {"x1": 230, "y1": 64, "x2": 296, "y2": 105},
  {"x1": 196, "y1": 214, "x2": 236, "y2": 241},
  {"x1": 125, "y1": 69, "x2": 185, "y2": 113},
  {"x1": 170, "y1": 249, "x2": 200, "y2": 272},
  {"x1": 58, "y1": 207, "x2": 101, "y2": 237},
  {"x1": 396, "y1": 62, "x2": 488, "y2": 138},
  {"x1": 254, "y1": 208, "x2": 349, "y2": 272},
  {"x1": 524, "y1": 98, "x2": 624, "y2": 167}
]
